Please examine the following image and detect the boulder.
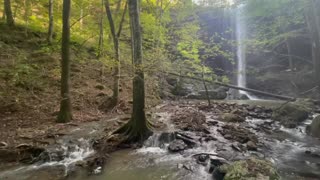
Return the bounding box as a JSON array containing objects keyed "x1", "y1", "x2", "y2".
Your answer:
[
  {"x1": 239, "y1": 94, "x2": 250, "y2": 100},
  {"x1": 220, "y1": 158, "x2": 280, "y2": 180},
  {"x1": 0, "y1": 142, "x2": 8, "y2": 148},
  {"x1": 0, "y1": 149, "x2": 19, "y2": 162},
  {"x1": 219, "y1": 113, "x2": 246, "y2": 123},
  {"x1": 272, "y1": 103, "x2": 309, "y2": 128},
  {"x1": 246, "y1": 141, "x2": 258, "y2": 151},
  {"x1": 171, "y1": 81, "x2": 191, "y2": 96},
  {"x1": 95, "y1": 84, "x2": 105, "y2": 90},
  {"x1": 198, "y1": 89, "x2": 227, "y2": 100},
  {"x1": 309, "y1": 115, "x2": 320, "y2": 138},
  {"x1": 168, "y1": 140, "x2": 187, "y2": 153}
]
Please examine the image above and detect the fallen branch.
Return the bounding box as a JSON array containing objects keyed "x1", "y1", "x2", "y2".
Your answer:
[
  {"x1": 165, "y1": 72, "x2": 296, "y2": 101},
  {"x1": 300, "y1": 86, "x2": 318, "y2": 95}
]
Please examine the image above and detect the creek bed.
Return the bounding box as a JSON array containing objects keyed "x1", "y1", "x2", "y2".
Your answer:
[{"x1": 1, "y1": 100, "x2": 320, "y2": 180}]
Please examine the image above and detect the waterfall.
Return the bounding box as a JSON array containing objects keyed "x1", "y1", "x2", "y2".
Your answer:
[{"x1": 235, "y1": 5, "x2": 257, "y2": 100}]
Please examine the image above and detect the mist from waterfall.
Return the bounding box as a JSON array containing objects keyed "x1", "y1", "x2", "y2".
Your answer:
[{"x1": 235, "y1": 5, "x2": 257, "y2": 100}]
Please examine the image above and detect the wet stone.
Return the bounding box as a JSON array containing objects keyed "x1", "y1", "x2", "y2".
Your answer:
[
  {"x1": 219, "y1": 113, "x2": 246, "y2": 123},
  {"x1": 202, "y1": 135, "x2": 217, "y2": 142},
  {"x1": 182, "y1": 163, "x2": 195, "y2": 172},
  {"x1": 207, "y1": 121, "x2": 219, "y2": 126},
  {"x1": 219, "y1": 125, "x2": 258, "y2": 144},
  {"x1": 0, "y1": 142, "x2": 8, "y2": 148},
  {"x1": 247, "y1": 141, "x2": 258, "y2": 151},
  {"x1": 168, "y1": 140, "x2": 188, "y2": 153},
  {"x1": 195, "y1": 154, "x2": 210, "y2": 166}
]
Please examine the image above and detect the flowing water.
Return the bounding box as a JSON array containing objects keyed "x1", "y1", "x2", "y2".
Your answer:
[
  {"x1": 235, "y1": 5, "x2": 258, "y2": 100},
  {"x1": 1, "y1": 101, "x2": 320, "y2": 180}
]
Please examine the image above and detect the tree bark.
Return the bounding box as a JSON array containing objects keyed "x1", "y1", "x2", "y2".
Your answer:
[
  {"x1": 47, "y1": 0, "x2": 54, "y2": 44},
  {"x1": 79, "y1": 7, "x2": 84, "y2": 29},
  {"x1": 57, "y1": 0, "x2": 72, "y2": 123},
  {"x1": 2, "y1": 0, "x2": 6, "y2": 20},
  {"x1": 129, "y1": 0, "x2": 151, "y2": 141},
  {"x1": 4, "y1": 0, "x2": 14, "y2": 26},
  {"x1": 105, "y1": 0, "x2": 127, "y2": 106},
  {"x1": 285, "y1": 38, "x2": 294, "y2": 71},
  {"x1": 114, "y1": 0, "x2": 151, "y2": 142},
  {"x1": 105, "y1": 0, "x2": 120, "y2": 105},
  {"x1": 306, "y1": 1, "x2": 320, "y2": 89},
  {"x1": 98, "y1": 0, "x2": 104, "y2": 57},
  {"x1": 201, "y1": 65, "x2": 211, "y2": 106}
]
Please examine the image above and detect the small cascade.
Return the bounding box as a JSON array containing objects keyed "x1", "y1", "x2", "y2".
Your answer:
[
  {"x1": 40, "y1": 138, "x2": 94, "y2": 168},
  {"x1": 0, "y1": 138, "x2": 95, "y2": 179},
  {"x1": 235, "y1": 4, "x2": 258, "y2": 100}
]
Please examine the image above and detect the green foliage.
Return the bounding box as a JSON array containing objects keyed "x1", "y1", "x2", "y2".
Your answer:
[
  {"x1": 222, "y1": 158, "x2": 280, "y2": 180},
  {"x1": 245, "y1": 0, "x2": 306, "y2": 52},
  {"x1": 0, "y1": 0, "x2": 235, "y2": 94}
]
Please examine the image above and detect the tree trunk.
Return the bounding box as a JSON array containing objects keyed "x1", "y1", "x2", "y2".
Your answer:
[
  {"x1": 57, "y1": 0, "x2": 72, "y2": 123},
  {"x1": 285, "y1": 38, "x2": 294, "y2": 71},
  {"x1": 306, "y1": 1, "x2": 320, "y2": 89},
  {"x1": 201, "y1": 65, "x2": 211, "y2": 106},
  {"x1": 47, "y1": 0, "x2": 54, "y2": 44},
  {"x1": 79, "y1": 1, "x2": 83, "y2": 29},
  {"x1": 80, "y1": 9, "x2": 83, "y2": 28},
  {"x1": 98, "y1": 0, "x2": 104, "y2": 57},
  {"x1": 2, "y1": 0, "x2": 6, "y2": 20},
  {"x1": 114, "y1": 0, "x2": 151, "y2": 142},
  {"x1": 105, "y1": 0, "x2": 127, "y2": 106},
  {"x1": 115, "y1": 0, "x2": 122, "y2": 14},
  {"x1": 105, "y1": 0, "x2": 120, "y2": 105},
  {"x1": 311, "y1": 0, "x2": 320, "y2": 90},
  {"x1": 4, "y1": 0, "x2": 14, "y2": 26}
]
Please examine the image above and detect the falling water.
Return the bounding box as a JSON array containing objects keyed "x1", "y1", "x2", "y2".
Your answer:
[{"x1": 235, "y1": 5, "x2": 257, "y2": 100}]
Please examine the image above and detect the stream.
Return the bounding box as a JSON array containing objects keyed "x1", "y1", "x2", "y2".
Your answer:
[{"x1": 0, "y1": 100, "x2": 320, "y2": 180}]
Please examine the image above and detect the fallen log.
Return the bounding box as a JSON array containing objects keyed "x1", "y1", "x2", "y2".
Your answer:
[{"x1": 165, "y1": 72, "x2": 296, "y2": 101}]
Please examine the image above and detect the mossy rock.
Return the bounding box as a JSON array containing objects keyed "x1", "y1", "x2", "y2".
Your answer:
[
  {"x1": 272, "y1": 102, "x2": 309, "y2": 128},
  {"x1": 309, "y1": 115, "x2": 320, "y2": 138},
  {"x1": 95, "y1": 84, "x2": 105, "y2": 90},
  {"x1": 220, "y1": 158, "x2": 280, "y2": 180},
  {"x1": 220, "y1": 113, "x2": 245, "y2": 123}
]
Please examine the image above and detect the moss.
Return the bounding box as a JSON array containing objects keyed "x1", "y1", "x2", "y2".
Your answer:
[
  {"x1": 272, "y1": 102, "x2": 309, "y2": 127},
  {"x1": 310, "y1": 115, "x2": 320, "y2": 138},
  {"x1": 220, "y1": 113, "x2": 245, "y2": 123},
  {"x1": 222, "y1": 158, "x2": 280, "y2": 180}
]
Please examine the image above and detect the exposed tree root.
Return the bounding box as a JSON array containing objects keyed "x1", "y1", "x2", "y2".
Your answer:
[{"x1": 113, "y1": 116, "x2": 153, "y2": 143}]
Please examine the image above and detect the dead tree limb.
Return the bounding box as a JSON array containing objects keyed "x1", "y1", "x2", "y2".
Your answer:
[{"x1": 165, "y1": 72, "x2": 296, "y2": 101}]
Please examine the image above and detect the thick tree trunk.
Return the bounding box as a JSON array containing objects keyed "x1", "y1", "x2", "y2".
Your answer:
[
  {"x1": 129, "y1": 0, "x2": 151, "y2": 140},
  {"x1": 47, "y1": 0, "x2": 54, "y2": 44},
  {"x1": 57, "y1": 0, "x2": 72, "y2": 123},
  {"x1": 4, "y1": 0, "x2": 14, "y2": 26},
  {"x1": 129, "y1": 0, "x2": 149, "y2": 139},
  {"x1": 114, "y1": 0, "x2": 151, "y2": 142}
]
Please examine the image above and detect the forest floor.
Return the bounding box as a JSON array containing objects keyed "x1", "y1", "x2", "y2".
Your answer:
[{"x1": 0, "y1": 23, "x2": 162, "y2": 149}]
